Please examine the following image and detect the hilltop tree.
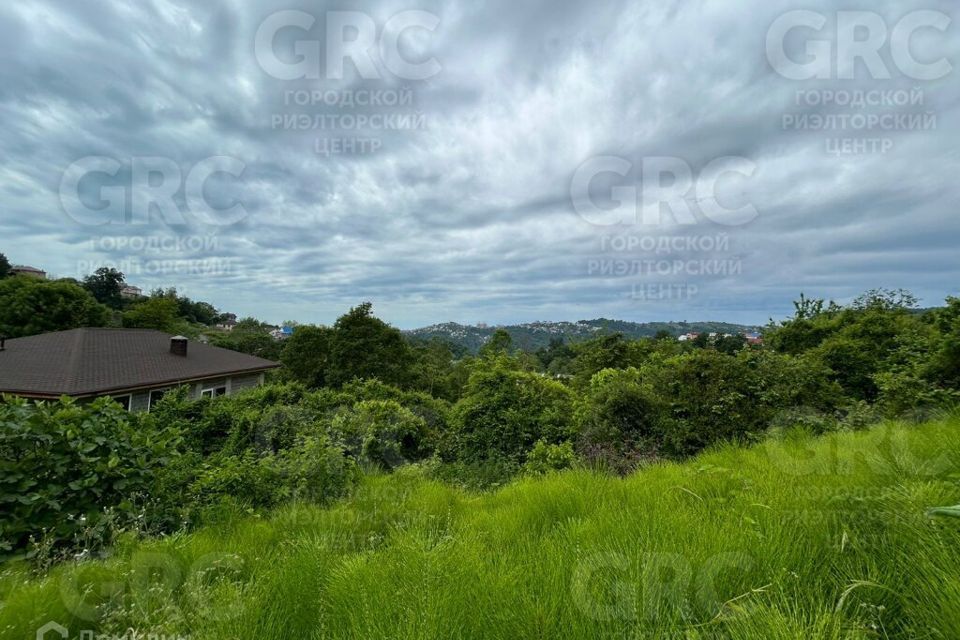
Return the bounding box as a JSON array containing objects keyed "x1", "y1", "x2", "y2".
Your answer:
[
  {"x1": 122, "y1": 296, "x2": 180, "y2": 332},
  {"x1": 0, "y1": 277, "x2": 110, "y2": 337},
  {"x1": 479, "y1": 329, "x2": 513, "y2": 358},
  {"x1": 280, "y1": 325, "x2": 333, "y2": 387},
  {"x1": 326, "y1": 302, "x2": 413, "y2": 388},
  {"x1": 83, "y1": 267, "x2": 126, "y2": 309},
  {"x1": 0, "y1": 252, "x2": 10, "y2": 279}
]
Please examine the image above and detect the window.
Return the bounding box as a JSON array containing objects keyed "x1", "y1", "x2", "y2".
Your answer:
[
  {"x1": 111, "y1": 394, "x2": 132, "y2": 411},
  {"x1": 200, "y1": 386, "x2": 227, "y2": 399},
  {"x1": 148, "y1": 388, "x2": 170, "y2": 411}
]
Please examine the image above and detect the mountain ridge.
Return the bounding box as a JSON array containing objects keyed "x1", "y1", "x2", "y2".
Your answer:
[{"x1": 404, "y1": 318, "x2": 763, "y2": 354}]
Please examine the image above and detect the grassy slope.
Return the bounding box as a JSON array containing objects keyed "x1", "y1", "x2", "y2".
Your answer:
[{"x1": 3, "y1": 418, "x2": 960, "y2": 639}]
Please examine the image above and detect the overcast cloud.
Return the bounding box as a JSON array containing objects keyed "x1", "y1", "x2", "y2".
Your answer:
[{"x1": 1, "y1": 0, "x2": 957, "y2": 327}]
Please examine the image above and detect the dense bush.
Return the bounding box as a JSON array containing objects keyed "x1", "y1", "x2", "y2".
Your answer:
[
  {"x1": 0, "y1": 276, "x2": 110, "y2": 338},
  {"x1": 188, "y1": 435, "x2": 358, "y2": 512},
  {"x1": 451, "y1": 358, "x2": 574, "y2": 463},
  {"x1": 523, "y1": 439, "x2": 576, "y2": 474},
  {"x1": 0, "y1": 397, "x2": 180, "y2": 557},
  {"x1": 574, "y1": 367, "x2": 664, "y2": 459},
  {"x1": 329, "y1": 399, "x2": 429, "y2": 469}
]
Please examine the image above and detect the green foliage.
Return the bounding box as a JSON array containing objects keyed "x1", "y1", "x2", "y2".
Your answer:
[
  {"x1": 211, "y1": 320, "x2": 283, "y2": 360},
  {"x1": 327, "y1": 302, "x2": 413, "y2": 388},
  {"x1": 569, "y1": 333, "x2": 649, "y2": 388},
  {"x1": 767, "y1": 290, "x2": 931, "y2": 401},
  {"x1": 0, "y1": 252, "x2": 10, "y2": 279},
  {"x1": 0, "y1": 276, "x2": 109, "y2": 337},
  {"x1": 83, "y1": 267, "x2": 126, "y2": 309},
  {"x1": 714, "y1": 332, "x2": 747, "y2": 355},
  {"x1": 535, "y1": 337, "x2": 575, "y2": 375},
  {"x1": 280, "y1": 325, "x2": 332, "y2": 387},
  {"x1": 122, "y1": 295, "x2": 180, "y2": 332},
  {"x1": 451, "y1": 359, "x2": 574, "y2": 463},
  {"x1": 188, "y1": 436, "x2": 357, "y2": 512},
  {"x1": 280, "y1": 304, "x2": 414, "y2": 390},
  {"x1": 478, "y1": 328, "x2": 513, "y2": 358},
  {"x1": 927, "y1": 297, "x2": 960, "y2": 389},
  {"x1": 408, "y1": 338, "x2": 462, "y2": 400},
  {"x1": 523, "y1": 439, "x2": 576, "y2": 474},
  {"x1": 6, "y1": 418, "x2": 960, "y2": 638},
  {"x1": 329, "y1": 400, "x2": 429, "y2": 470},
  {"x1": 574, "y1": 367, "x2": 664, "y2": 467},
  {"x1": 0, "y1": 397, "x2": 181, "y2": 556}
]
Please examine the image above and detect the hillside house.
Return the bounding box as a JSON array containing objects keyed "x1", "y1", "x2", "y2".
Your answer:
[{"x1": 0, "y1": 328, "x2": 278, "y2": 411}]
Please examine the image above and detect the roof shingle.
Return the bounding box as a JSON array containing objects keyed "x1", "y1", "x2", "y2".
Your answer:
[{"x1": 0, "y1": 328, "x2": 279, "y2": 397}]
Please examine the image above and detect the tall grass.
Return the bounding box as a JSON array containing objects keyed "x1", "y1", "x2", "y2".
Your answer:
[{"x1": 3, "y1": 417, "x2": 960, "y2": 639}]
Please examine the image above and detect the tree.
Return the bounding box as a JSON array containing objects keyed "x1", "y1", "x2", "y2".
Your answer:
[
  {"x1": 326, "y1": 303, "x2": 413, "y2": 388},
  {"x1": 122, "y1": 296, "x2": 180, "y2": 332},
  {"x1": 714, "y1": 333, "x2": 747, "y2": 355},
  {"x1": 535, "y1": 337, "x2": 574, "y2": 374},
  {"x1": 851, "y1": 288, "x2": 918, "y2": 311},
  {"x1": 0, "y1": 252, "x2": 10, "y2": 279},
  {"x1": 928, "y1": 297, "x2": 960, "y2": 389},
  {"x1": 212, "y1": 317, "x2": 283, "y2": 360},
  {"x1": 280, "y1": 325, "x2": 333, "y2": 387},
  {"x1": 691, "y1": 332, "x2": 710, "y2": 349},
  {"x1": 0, "y1": 277, "x2": 110, "y2": 337},
  {"x1": 83, "y1": 267, "x2": 126, "y2": 309},
  {"x1": 570, "y1": 333, "x2": 641, "y2": 387},
  {"x1": 479, "y1": 329, "x2": 513, "y2": 358},
  {"x1": 409, "y1": 338, "x2": 458, "y2": 400}
]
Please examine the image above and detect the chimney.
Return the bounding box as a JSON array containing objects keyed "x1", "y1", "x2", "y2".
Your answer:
[{"x1": 170, "y1": 336, "x2": 188, "y2": 356}]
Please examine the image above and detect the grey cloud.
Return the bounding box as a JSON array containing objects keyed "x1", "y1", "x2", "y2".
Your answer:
[{"x1": 0, "y1": 0, "x2": 957, "y2": 326}]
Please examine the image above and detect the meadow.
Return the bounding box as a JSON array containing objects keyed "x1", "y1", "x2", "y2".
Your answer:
[{"x1": 3, "y1": 415, "x2": 960, "y2": 639}]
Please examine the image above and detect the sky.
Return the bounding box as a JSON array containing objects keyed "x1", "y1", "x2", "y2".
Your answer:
[{"x1": 0, "y1": 0, "x2": 957, "y2": 328}]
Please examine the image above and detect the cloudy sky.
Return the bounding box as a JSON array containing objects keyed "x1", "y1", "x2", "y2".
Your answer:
[{"x1": 1, "y1": 0, "x2": 957, "y2": 327}]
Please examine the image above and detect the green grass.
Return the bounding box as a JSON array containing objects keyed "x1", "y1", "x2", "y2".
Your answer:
[{"x1": 4, "y1": 418, "x2": 960, "y2": 639}]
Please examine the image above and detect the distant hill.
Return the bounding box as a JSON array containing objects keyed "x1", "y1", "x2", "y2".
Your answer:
[{"x1": 405, "y1": 319, "x2": 763, "y2": 354}]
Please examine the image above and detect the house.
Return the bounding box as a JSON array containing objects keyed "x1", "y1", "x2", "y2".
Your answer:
[
  {"x1": 120, "y1": 284, "x2": 143, "y2": 299},
  {"x1": 744, "y1": 332, "x2": 764, "y2": 345},
  {"x1": 215, "y1": 313, "x2": 238, "y2": 331},
  {"x1": 677, "y1": 332, "x2": 700, "y2": 342},
  {"x1": 9, "y1": 264, "x2": 46, "y2": 279},
  {"x1": 0, "y1": 328, "x2": 279, "y2": 411},
  {"x1": 270, "y1": 326, "x2": 296, "y2": 340}
]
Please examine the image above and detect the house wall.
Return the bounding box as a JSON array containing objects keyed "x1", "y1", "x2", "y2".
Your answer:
[{"x1": 103, "y1": 371, "x2": 270, "y2": 412}]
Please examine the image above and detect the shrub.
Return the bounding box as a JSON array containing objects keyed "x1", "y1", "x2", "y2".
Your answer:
[
  {"x1": 575, "y1": 367, "x2": 664, "y2": 454},
  {"x1": 340, "y1": 379, "x2": 451, "y2": 449},
  {"x1": 0, "y1": 397, "x2": 180, "y2": 557},
  {"x1": 330, "y1": 400, "x2": 429, "y2": 470},
  {"x1": 450, "y1": 359, "x2": 574, "y2": 464},
  {"x1": 523, "y1": 440, "x2": 576, "y2": 475},
  {"x1": 188, "y1": 436, "x2": 357, "y2": 513}
]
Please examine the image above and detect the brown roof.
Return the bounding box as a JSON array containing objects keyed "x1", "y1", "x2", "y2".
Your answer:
[{"x1": 0, "y1": 328, "x2": 279, "y2": 398}]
